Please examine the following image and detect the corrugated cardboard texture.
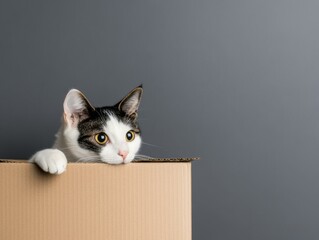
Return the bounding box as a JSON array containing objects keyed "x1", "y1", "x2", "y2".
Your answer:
[{"x1": 0, "y1": 161, "x2": 191, "y2": 240}]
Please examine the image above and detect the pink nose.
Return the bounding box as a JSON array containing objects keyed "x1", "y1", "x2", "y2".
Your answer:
[{"x1": 118, "y1": 150, "x2": 128, "y2": 160}]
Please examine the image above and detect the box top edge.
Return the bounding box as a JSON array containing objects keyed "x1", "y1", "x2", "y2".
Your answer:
[{"x1": 0, "y1": 157, "x2": 199, "y2": 164}]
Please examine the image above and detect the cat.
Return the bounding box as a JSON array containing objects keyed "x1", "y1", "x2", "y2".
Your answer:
[{"x1": 29, "y1": 85, "x2": 143, "y2": 174}]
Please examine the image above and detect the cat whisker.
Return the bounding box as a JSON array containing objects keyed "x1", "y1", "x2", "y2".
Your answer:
[
  {"x1": 134, "y1": 154, "x2": 155, "y2": 160},
  {"x1": 142, "y1": 141, "x2": 161, "y2": 148}
]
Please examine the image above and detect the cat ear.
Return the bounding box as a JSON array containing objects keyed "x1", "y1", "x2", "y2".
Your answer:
[
  {"x1": 116, "y1": 85, "x2": 143, "y2": 119},
  {"x1": 63, "y1": 89, "x2": 95, "y2": 126}
]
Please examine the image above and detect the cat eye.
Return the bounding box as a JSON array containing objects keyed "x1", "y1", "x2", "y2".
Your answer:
[
  {"x1": 95, "y1": 132, "x2": 108, "y2": 145},
  {"x1": 126, "y1": 130, "x2": 135, "y2": 142}
]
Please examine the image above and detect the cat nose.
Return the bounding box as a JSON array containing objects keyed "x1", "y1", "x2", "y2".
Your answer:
[{"x1": 118, "y1": 150, "x2": 128, "y2": 160}]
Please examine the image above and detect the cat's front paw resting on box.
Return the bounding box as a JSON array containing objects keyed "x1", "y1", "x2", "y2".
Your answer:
[{"x1": 30, "y1": 149, "x2": 67, "y2": 174}]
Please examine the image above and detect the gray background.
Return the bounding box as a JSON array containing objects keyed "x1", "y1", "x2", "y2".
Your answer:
[{"x1": 1, "y1": 0, "x2": 319, "y2": 239}]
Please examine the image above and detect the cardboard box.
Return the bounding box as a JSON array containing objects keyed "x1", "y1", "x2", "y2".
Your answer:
[{"x1": 0, "y1": 158, "x2": 197, "y2": 240}]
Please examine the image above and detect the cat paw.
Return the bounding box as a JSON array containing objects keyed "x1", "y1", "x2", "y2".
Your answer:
[{"x1": 30, "y1": 149, "x2": 67, "y2": 174}]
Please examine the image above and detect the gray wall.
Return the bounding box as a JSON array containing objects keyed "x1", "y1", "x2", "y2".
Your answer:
[{"x1": 1, "y1": 0, "x2": 319, "y2": 239}]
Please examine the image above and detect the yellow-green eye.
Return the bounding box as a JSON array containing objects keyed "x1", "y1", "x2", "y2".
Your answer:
[
  {"x1": 126, "y1": 130, "x2": 135, "y2": 142},
  {"x1": 95, "y1": 132, "x2": 108, "y2": 145}
]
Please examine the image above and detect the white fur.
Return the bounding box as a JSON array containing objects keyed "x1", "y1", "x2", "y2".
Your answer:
[
  {"x1": 29, "y1": 149, "x2": 67, "y2": 174},
  {"x1": 99, "y1": 114, "x2": 141, "y2": 164},
  {"x1": 53, "y1": 125, "x2": 96, "y2": 161}
]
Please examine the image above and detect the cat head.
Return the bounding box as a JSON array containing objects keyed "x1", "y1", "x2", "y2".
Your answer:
[{"x1": 60, "y1": 85, "x2": 143, "y2": 164}]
